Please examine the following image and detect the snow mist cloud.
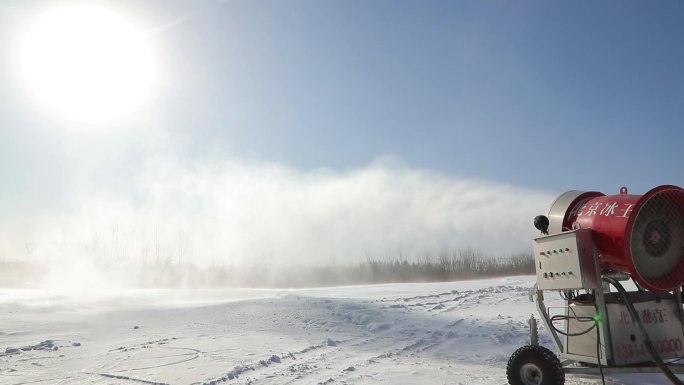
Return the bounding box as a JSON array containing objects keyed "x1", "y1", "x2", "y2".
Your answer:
[{"x1": 0, "y1": 156, "x2": 555, "y2": 270}]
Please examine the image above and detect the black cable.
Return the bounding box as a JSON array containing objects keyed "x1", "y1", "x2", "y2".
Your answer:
[
  {"x1": 603, "y1": 276, "x2": 684, "y2": 385},
  {"x1": 669, "y1": 357, "x2": 684, "y2": 364},
  {"x1": 560, "y1": 290, "x2": 575, "y2": 302},
  {"x1": 631, "y1": 276, "x2": 645, "y2": 292},
  {"x1": 549, "y1": 314, "x2": 596, "y2": 336},
  {"x1": 550, "y1": 305, "x2": 605, "y2": 385},
  {"x1": 594, "y1": 304, "x2": 606, "y2": 385}
]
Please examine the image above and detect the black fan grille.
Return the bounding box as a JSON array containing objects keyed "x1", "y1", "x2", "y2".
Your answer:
[{"x1": 630, "y1": 188, "x2": 684, "y2": 291}]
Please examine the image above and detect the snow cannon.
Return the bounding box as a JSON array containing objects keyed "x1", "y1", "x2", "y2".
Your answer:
[
  {"x1": 544, "y1": 185, "x2": 684, "y2": 293},
  {"x1": 507, "y1": 185, "x2": 684, "y2": 385}
]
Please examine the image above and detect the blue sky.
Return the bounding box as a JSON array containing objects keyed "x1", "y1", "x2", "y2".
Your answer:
[
  {"x1": 0, "y1": 0, "x2": 682, "y2": 266},
  {"x1": 147, "y1": 0, "x2": 684, "y2": 192}
]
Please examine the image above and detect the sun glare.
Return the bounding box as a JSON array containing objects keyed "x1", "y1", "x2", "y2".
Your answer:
[{"x1": 17, "y1": 5, "x2": 155, "y2": 122}]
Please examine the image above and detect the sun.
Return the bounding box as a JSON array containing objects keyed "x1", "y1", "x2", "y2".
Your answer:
[{"x1": 17, "y1": 5, "x2": 155, "y2": 122}]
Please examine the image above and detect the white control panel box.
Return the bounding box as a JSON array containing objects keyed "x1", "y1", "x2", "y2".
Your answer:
[{"x1": 533, "y1": 229, "x2": 599, "y2": 290}]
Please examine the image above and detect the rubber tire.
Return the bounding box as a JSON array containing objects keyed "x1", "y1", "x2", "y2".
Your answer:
[{"x1": 506, "y1": 345, "x2": 564, "y2": 385}]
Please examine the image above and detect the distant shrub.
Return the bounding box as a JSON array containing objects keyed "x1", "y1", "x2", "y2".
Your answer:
[{"x1": 0, "y1": 250, "x2": 534, "y2": 289}]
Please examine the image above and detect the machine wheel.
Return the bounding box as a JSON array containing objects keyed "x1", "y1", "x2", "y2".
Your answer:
[{"x1": 506, "y1": 345, "x2": 564, "y2": 385}]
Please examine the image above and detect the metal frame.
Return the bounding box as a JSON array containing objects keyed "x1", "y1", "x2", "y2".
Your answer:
[
  {"x1": 529, "y1": 242, "x2": 684, "y2": 381},
  {"x1": 564, "y1": 364, "x2": 684, "y2": 376},
  {"x1": 532, "y1": 245, "x2": 613, "y2": 366}
]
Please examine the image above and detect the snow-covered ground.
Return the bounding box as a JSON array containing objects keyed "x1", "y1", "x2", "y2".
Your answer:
[{"x1": 0, "y1": 276, "x2": 681, "y2": 385}]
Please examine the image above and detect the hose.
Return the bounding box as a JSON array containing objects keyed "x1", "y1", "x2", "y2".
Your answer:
[{"x1": 603, "y1": 276, "x2": 684, "y2": 385}]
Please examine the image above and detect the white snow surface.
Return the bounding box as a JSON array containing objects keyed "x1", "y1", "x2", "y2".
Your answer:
[{"x1": 0, "y1": 276, "x2": 681, "y2": 385}]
